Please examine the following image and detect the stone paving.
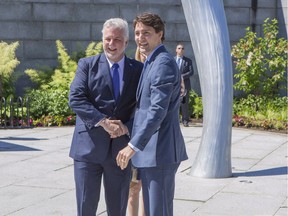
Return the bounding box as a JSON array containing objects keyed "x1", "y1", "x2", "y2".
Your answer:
[{"x1": 0, "y1": 126, "x2": 287, "y2": 216}]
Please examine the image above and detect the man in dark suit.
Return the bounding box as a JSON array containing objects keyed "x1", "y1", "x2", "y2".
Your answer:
[
  {"x1": 175, "y1": 43, "x2": 194, "y2": 127},
  {"x1": 68, "y1": 18, "x2": 142, "y2": 216},
  {"x1": 116, "y1": 13, "x2": 188, "y2": 216}
]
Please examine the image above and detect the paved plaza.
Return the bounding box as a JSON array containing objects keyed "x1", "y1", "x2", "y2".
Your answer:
[{"x1": 0, "y1": 125, "x2": 287, "y2": 216}]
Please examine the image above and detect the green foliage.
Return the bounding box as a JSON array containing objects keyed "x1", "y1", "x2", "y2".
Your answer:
[
  {"x1": 0, "y1": 95, "x2": 31, "y2": 127},
  {"x1": 233, "y1": 95, "x2": 287, "y2": 130},
  {"x1": 25, "y1": 66, "x2": 54, "y2": 89},
  {"x1": 231, "y1": 18, "x2": 288, "y2": 97},
  {"x1": 233, "y1": 94, "x2": 287, "y2": 121},
  {"x1": 28, "y1": 89, "x2": 73, "y2": 118},
  {"x1": 188, "y1": 91, "x2": 287, "y2": 131},
  {"x1": 25, "y1": 40, "x2": 78, "y2": 91},
  {"x1": 0, "y1": 41, "x2": 20, "y2": 97},
  {"x1": 85, "y1": 41, "x2": 103, "y2": 57},
  {"x1": 49, "y1": 40, "x2": 78, "y2": 91},
  {"x1": 25, "y1": 40, "x2": 103, "y2": 126},
  {"x1": 32, "y1": 114, "x2": 75, "y2": 127},
  {"x1": 188, "y1": 90, "x2": 203, "y2": 119}
]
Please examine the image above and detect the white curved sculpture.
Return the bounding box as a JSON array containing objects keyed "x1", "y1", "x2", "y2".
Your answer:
[{"x1": 181, "y1": 0, "x2": 233, "y2": 178}]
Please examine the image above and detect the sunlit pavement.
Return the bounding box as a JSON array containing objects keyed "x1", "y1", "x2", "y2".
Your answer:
[{"x1": 0, "y1": 126, "x2": 287, "y2": 215}]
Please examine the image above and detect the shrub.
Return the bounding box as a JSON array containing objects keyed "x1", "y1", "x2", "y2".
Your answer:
[
  {"x1": 0, "y1": 41, "x2": 20, "y2": 97},
  {"x1": 188, "y1": 90, "x2": 203, "y2": 119},
  {"x1": 25, "y1": 40, "x2": 103, "y2": 126},
  {"x1": 233, "y1": 95, "x2": 287, "y2": 131},
  {"x1": 231, "y1": 18, "x2": 288, "y2": 97},
  {"x1": 25, "y1": 40, "x2": 79, "y2": 91}
]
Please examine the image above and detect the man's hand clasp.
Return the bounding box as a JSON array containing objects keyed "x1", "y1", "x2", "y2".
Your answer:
[{"x1": 100, "y1": 119, "x2": 128, "y2": 138}]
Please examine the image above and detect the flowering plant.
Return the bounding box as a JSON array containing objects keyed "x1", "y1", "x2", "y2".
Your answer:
[{"x1": 231, "y1": 18, "x2": 288, "y2": 97}]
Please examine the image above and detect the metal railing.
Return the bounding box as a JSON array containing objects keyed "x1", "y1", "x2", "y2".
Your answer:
[{"x1": 0, "y1": 96, "x2": 31, "y2": 129}]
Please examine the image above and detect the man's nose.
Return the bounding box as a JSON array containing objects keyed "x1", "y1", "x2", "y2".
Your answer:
[
  {"x1": 109, "y1": 39, "x2": 117, "y2": 46},
  {"x1": 137, "y1": 33, "x2": 145, "y2": 40}
]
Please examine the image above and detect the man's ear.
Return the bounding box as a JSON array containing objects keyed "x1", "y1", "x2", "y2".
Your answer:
[{"x1": 158, "y1": 31, "x2": 163, "y2": 42}]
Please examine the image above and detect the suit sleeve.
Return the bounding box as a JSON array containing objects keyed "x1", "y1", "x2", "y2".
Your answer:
[{"x1": 69, "y1": 58, "x2": 105, "y2": 129}]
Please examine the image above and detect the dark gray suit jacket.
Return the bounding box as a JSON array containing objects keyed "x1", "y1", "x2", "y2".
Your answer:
[
  {"x1": 175, "y1": 55, "x2": 193, "y2": 90},
  {"x1": 69, "y1": 53, "x2": 142, "y2": 163}
]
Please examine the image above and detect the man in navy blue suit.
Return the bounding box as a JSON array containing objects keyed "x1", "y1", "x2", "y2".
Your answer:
[
  {"x1": 116, "y1": 13, "x2": 188, "y2": 216},
  {"x1": 69, "y1": 18, "x2": 142, "y2": 216}
]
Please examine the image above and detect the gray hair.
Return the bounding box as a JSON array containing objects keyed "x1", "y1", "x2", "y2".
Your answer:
[{"x1": 102, "y1": 18, "x2": 129, "y2": 40}]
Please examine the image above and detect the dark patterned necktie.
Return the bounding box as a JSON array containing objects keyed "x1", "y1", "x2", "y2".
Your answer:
[{"x1": 112, "y1": 63, "x2": 120, "y2": 100}]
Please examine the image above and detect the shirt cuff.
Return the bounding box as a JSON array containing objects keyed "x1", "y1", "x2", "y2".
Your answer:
[
  {"x1": 128, "y1": 142, "x2": 140, "y2": 152},
  {"x1": 94, "y1": 117, "x2": 106, "y2": 127}
]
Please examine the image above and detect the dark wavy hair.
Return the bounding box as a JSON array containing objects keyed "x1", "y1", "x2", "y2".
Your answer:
[{"x1": 133, "y1": 12, "x2": 165, "y2": 42}]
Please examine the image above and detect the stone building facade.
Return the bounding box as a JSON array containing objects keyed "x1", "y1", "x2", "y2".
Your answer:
[{"x1": 0, "y1": 0, "x2": 287, "y2": 95}]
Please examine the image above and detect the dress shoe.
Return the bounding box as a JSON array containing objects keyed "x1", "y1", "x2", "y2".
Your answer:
[{"x1": 183, "y1": 122, "x2": 189, "y2": 127}]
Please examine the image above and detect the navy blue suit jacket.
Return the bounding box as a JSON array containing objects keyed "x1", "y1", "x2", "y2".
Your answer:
[{"x1": 69, "y1": 53, "x2": 142, "y2": 163}]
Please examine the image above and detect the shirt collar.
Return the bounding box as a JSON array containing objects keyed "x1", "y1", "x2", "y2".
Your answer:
[
  {"x1": 146, "y1": 44, "x2": 164, "y2": 62},
  {"x1": 106, "y1": 56, "x2": 125, "y2": 71}
]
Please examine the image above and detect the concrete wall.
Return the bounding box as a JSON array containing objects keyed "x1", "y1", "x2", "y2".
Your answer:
[{"x1": 0, "y1": 0, "x2": 286, "y2": 95}]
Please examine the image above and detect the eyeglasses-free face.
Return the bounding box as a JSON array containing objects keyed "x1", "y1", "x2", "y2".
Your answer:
[
  {"x1": 134, "y1": 22, "x2": 163, "y2": 57},
  {"x1": 176, "y1": 45, "x2": 185, "y2": 56}
]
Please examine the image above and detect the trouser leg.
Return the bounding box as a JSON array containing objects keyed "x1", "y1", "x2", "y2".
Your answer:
[
  {"x1": 74, "y1": 160, "x2": 102, "y2": 216},
  {"x1": 102, "y1": 155, "x2": 131, "y2": 216},
  {"x1": 181, "y1": 93, "x2": 190, "y2": 123},
  {"x1": 140, "y1": 163, "x2": 180, "y2": 216}
]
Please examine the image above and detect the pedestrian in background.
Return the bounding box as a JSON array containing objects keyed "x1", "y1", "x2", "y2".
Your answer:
[{"x1": 175, "y1": 43, "x2": 194, "y2": 127}]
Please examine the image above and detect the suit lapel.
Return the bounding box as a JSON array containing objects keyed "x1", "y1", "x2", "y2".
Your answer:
[
  {"x1": 180, "y1": 60, "x2": 183, "y2": 71},
  {"x1": 136, "y1": 61, "x2": 150, "y2": 100},
  {"x1": 98, "y1": 53, "x2": 116, "y2": 104},
  {"x1": 99, "y1": 54, "x2": 113, "y2": 90},
  {"x1": 137, "y1": 46, "x2": 167, "y2": 99},
  {"x1": 120, "y1": 56, "x2": 133, "y2": 101},
  {"x1": 181, "y1": 57, "x2": 186, "y2": 68}
]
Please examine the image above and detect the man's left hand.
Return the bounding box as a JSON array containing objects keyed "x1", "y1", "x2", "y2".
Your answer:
[{"x1": 116, "y1": 145, "x2": 135, "y2": 170}]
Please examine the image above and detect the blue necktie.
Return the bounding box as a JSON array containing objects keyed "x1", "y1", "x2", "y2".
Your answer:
[
  {"x1": 112, "y1": 63, "x2": 120, "y2": 100},
  {"x1": 177, "y1": 58, "x2": 181, "y2": 69}
]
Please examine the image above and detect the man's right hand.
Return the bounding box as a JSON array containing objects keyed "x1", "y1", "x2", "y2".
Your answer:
[
  {"x1": 99, "y1": 119, "x2": 128, "y2": 138},
  {"x1": 99, "y1": 118, "x2": 120, "y2": 135},
  {"x1": 109, "y1": 120, "x2": 129, "y2": 138}
]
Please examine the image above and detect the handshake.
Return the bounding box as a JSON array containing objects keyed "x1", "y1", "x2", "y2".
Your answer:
[{"x1": 99, "y1": 118, "x2": 129, "y2": 138}]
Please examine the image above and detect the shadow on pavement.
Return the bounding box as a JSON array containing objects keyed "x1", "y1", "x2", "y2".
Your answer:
[
  {"x1": 0, "y1": 141, "x2": 41, "y2": 151},
  {"x1": 0, "y1": 137, "x2": 48, "y2": 141},
  {"x1": 233, "y1": 166, "x2": 288, "y2": 177}
]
